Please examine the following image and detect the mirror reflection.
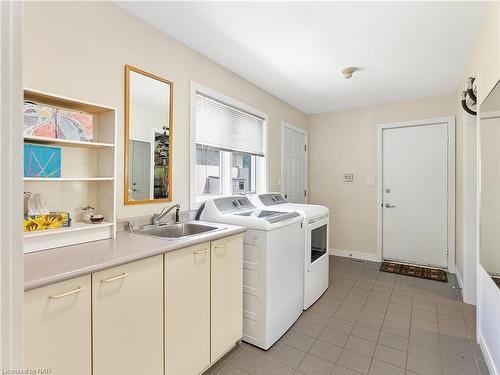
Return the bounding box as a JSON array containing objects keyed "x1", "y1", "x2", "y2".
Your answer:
[
  {"x1": 125, "y1": 65, "x2": 173, "y2": 204},
  {"x1": 480, "y1": 80, "x2": 500, "y2": 288}
]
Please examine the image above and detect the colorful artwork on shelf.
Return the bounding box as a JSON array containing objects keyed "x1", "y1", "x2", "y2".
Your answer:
[
  {"x1": 24, "y1": 212, "x2": 71, "y2": 232},
  {"x1": 23, "y1": 101, "x2": 56, "y2": 138},
  {"x1": 24, "y1": 144, "x2": 61, "y2": 178},
  {"x1": 56, "y1": 109, "x2": 94, "y2": 142}
]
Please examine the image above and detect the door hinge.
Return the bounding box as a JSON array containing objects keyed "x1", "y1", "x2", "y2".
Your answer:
[
  {"x1": 304, "y1": 189, "x2": 307, "y2": 196},
  {"x1": 304, "y1": 144, "x2": 307, "y2": 152}
]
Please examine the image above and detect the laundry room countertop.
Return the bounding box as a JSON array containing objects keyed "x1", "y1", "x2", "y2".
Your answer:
[{"x1": 24, "y1": 221, "x2": 246, "y2": 291}]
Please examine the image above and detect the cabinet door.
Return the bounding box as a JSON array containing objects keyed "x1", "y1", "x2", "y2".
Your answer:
[
  {"x1": 25, "y1": 275, "x2": 91, "y2": 375},
  {"x1": 92, "y1": 256, "x2": 163, "y2": 375},
  {"x1": 165, "y1": 242, "x2": 210, "y2": 375},
  {"x1": 211, "y1": 234, "x2": 243, "y2": 362}
]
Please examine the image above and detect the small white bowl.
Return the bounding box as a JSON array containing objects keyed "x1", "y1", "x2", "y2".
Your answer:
[{"x1": 90, "y1": 214, "x2": 104, "y2": 224}]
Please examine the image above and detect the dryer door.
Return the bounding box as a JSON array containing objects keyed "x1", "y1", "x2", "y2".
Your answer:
[{"x1": 307, "y1": 216, "x2": 329, "y2": 271}]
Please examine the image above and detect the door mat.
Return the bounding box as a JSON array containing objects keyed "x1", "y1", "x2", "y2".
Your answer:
[{"x1": 380, "y1": 262, "x2": 448, "y2": 282}]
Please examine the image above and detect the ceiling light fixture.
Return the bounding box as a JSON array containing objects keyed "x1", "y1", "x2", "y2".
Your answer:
[{"x1": 342, "y1": 67, "x2": 357, "y2": 79}]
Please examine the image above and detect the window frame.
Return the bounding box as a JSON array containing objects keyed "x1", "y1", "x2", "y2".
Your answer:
[{"x1": 190, "y1": 81, "x2": 268, "y2": 209}]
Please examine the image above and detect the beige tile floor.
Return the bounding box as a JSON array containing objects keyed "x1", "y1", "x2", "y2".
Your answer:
[{"x1": 205, "y1": 256, "x2": 488, "y2": 375}]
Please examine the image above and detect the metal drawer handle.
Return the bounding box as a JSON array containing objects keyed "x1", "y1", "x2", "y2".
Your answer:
[
  {"x1": 101, "y1": 272, "x2": 128, "y2": 283},
  {"x1": 49, "y1": 286, "x2": 84, "y2": 299},
  {"x1": 215, "y1": 243, "x2": 228, "y2": 249},
  {"x1": 194, "y1": 248, "x2": 208, "y2": 255}
]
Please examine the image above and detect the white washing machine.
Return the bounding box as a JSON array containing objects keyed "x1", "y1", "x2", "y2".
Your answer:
[
  {"x1": 247, "y1": 193, "x2": 330, "y2": 310},
  {"x1": 198, "y1": 196, "x2": 304, "y2": 350}
]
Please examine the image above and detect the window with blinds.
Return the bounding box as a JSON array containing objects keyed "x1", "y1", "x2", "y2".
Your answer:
[
  {"x1": 195, "y1": 93, "x2": 265, "y2": 156},
  {"x1": 193, "y1": 91, "x2": 266, "y2": 202}
]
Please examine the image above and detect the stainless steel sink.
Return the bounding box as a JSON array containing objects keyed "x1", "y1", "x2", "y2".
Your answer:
[{"x1": 138, "y1": 222, "x2": 220, "y2": 238}]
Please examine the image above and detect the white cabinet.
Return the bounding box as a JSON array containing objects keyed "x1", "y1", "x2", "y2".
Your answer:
[
  {"x1": 211, "y1": 234, "x2": 243, "y2": 362},
  {"x1": 25, "y1": 275, "x2": 91, "y2": 375},
  {"x1": 24, "y1": 234, "x2": 243, "y2": 375},
  {"x1": 92, "y1": 256, "x2": 163, "y2": 375},
  {"x1": 164, "y1": 236, "x2": 244, "y2": 374},
  {"x1": 165, "y1": 242, "x2": 211, "y2": 375}
]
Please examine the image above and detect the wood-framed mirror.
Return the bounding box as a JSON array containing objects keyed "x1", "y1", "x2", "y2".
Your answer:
[{"x1": 124, "y1": 65, "x2": 173, "y2": 205}]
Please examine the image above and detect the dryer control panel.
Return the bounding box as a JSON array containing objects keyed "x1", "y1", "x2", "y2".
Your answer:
[
  {"x1": 259, "y1": 193, "x2": 288, "y2": 206},
  {"x1": 214, "y1": 196, "x2": 255, "y2": 213}
]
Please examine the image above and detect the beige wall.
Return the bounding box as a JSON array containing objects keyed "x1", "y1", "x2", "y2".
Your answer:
[
  {"x1": 23, "y1": 1, "x2": 307, "y2": 219},
  {"x1": 308, "y1": 95, "x2": 456, "y2": 254}
]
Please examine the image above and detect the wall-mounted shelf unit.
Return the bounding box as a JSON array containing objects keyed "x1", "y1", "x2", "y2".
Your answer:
[
  {"x1": 23, "y1": 89, "x2": 117, "y2": 253},
  {"x1": 24, "y1": 135, "x2": 115, "y2": 149},
  {"x1": 25, "y1": 177, "x2": 115, "y2": 182}
]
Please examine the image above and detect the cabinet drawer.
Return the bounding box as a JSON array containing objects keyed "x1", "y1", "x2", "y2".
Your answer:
[
  {"x1": 92, "y1": 256, "x2": 163, "y2": 375},
  {"x1": 25, "y1": 275, "x2": 91, "y2": 375}
]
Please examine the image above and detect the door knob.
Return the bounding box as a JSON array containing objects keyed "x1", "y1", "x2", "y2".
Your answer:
[{"x1": 385, "y1": 203, "x2": 397, "y2": 208}]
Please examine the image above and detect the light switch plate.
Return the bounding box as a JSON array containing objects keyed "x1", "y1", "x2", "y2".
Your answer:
[{"x1": 343, "y1": 174, "x2": 354, "y2": 183}]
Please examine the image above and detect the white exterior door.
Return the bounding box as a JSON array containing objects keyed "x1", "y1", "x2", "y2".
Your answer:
[
  {"x1": 283, "y1": 124, "x2": 306, "y2": 203},
  {"x1": 382, "y1": 123, "x2": 449, "y2": 268}
]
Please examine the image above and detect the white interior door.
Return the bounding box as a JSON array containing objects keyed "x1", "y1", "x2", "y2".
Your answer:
[
  {"x1": 283, "y1": 124, "x2": 306, "y2": 203},
  {"x1": 382, "y1": 123, "x2": 448, "y2": 268}
]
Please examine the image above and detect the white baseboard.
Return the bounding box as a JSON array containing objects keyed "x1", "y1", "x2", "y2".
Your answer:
[
  {"x1": 330, "y1": 248, "x2": 381, "y2": 263},
  {"x1": 478, "y1": 331, "x2": 499, "y2": 375}
]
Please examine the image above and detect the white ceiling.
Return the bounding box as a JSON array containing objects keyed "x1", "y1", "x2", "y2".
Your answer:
[{"x1": 117, "y1": 1, "x2": 487, "y2": 114}]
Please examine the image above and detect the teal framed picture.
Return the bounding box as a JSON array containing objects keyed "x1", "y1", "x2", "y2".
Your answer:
[{"x1": 24, "y1": 144, "x2": 61, "y2": 178}]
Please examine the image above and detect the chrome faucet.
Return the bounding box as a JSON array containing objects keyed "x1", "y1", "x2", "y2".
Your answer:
[
  {"x1": 126, "y1": 220, "x2": 135, "y2": 233},
  {"x1": 152, "y1": 204, "x2": 180, "y2": 226}
]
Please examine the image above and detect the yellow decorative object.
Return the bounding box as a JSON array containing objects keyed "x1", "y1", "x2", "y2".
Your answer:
[{"x1": 23, "y1": 212, "x2": 71, "y2": 232}]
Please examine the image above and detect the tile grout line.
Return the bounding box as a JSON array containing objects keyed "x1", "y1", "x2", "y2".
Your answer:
[
  {"x1": 405, "y1": 277, "x2": 413, "y2": 373},
  {"x1": 367, "y1": 266, "x2": 397, "y2": 374},
  {"x1": 343, "y1": 263, "x2": 374, "y2": 374},
  {"x1": 292, "y1": 265, "x2": 348, "y2": 373},
  {"x1": 322, "y1": 264, "x2": 355, "y2": 374},
  {"x1": 214, "y1": 259, "x2": 482, "y2": 375},
  {"x1": 318, "y1": 262, "x2": 363, "y2": 374},
  {"x1": 335, "y1": 262, "x2": 368, "y2": 373}
]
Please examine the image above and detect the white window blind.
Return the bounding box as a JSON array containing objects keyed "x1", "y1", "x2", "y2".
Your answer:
[{"x1": 195, "y1": 93, "x2": 265, "y2": 156}]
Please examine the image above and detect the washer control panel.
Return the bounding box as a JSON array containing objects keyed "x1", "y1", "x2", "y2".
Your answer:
[
  {"x1": 214, "y1": 196, "x2": 255, "y2": 213},
  {"x1": 259, "y1": 193, "x2": 288, "y2": 206}
]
